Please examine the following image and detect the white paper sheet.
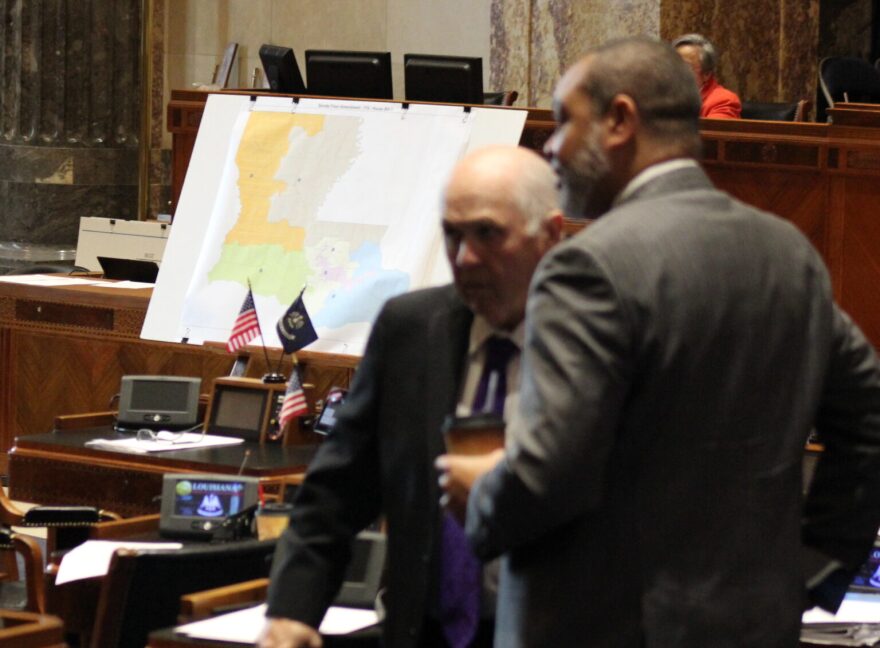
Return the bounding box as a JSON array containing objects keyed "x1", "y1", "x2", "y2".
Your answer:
[
  {"x1": 84, "y1": 432, "x2": 243, "y2": 454},
  {"x1": 92, "y1": 280, "x2": 154, "y2": 289},
  {"x1": 55, "y1": 540, "x2": 182, "y2": 585},
  {"x1": 0, "y1": 274, "x2": 104, "y2": 286},
  {"x1": 803, "y1": 592, "x2": 880, "y2": 624},
  {"x1": 175, "y1": 603, "x2": 379, "y2": 642}
]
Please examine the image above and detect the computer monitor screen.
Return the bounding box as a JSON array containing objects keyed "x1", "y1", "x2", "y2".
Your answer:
[
  {"x1": 404, "y1": 54, "x2": 483, "y2": 105},
  {"x1": 305, "y1": 50, "x2": 393, "y2": 99},
  {"x1": 159, "y1": 473, "x2": 260, "y2": 540},
  {"x1": 208, "y1": 385, "x2": 268, "y2": 441},
  {"x1": 259, "y1": 44, "x2": 306, "y2": 94},
  {"x1": 850, "y1": 543, "x2": 880, "y2": 592}
]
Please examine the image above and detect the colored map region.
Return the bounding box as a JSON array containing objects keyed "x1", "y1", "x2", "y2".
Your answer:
[
  {"x1": 178, "y1": 99, "x2": 472, "y2": 354},
  {"x1": 206, "y1": 110, "x2": 408, "y2": 310}
]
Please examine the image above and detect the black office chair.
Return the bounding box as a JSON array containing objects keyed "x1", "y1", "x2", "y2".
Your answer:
[
  {"x1": 483, "y1": 90, "x2": 518, "y2": 106},
  {"x1": 741, "y1": 99, "x2": 809, "y2": 122},
  {"x1": 89, "y1": 539, "x2": 275, "y2": 647},
  {"x1": 818, "y1": 56, "x2": 880, "y2": 122}
]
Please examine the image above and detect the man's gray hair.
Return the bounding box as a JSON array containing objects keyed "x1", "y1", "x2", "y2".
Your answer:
[
  {"x1": 577, "y1": 36, "x2": 702, "y2": 156},
  {"x1": 672, "y1": 33, "x2": 717, "y2": 75}
]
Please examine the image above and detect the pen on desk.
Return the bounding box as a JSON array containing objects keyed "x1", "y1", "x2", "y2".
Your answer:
[{"x1": 238, "y1": 448, "x2": 251, "y2": 475}]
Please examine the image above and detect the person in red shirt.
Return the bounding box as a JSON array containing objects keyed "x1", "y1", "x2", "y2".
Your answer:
[{"x1": 673, "y1": 33, "x2": 741, "y2": 119}]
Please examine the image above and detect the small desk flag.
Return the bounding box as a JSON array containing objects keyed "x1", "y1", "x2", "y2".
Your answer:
[
  {"x1": 226, "y1": 289, "x2": 261, "y2": 353},
  {"x1": 276, "y1": 288, "x2": 318, "y2": 354},
  {"x1": 279, "y1": 366, "x2": 309, "y2": 430}
]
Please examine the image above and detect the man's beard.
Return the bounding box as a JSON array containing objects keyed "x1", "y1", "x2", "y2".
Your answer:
[{"x1": 556, "y1": 127, "x2": 611, "y2": 220}]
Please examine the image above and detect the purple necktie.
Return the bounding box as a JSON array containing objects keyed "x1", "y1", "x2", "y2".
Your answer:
[{"x1": 440, "y1": 335, "x2": 517, "y2": 647}]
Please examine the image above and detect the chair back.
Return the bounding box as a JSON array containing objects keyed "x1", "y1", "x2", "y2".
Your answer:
[
  {"x1": 0, "y1": 530, "x2": 45, "y2": 613},
  {"x1": 741, "y1": 100, "x2": 807, "y2": 122},
  {"x1": 90, "y1": 539, "x2": 275, "y2": 648},
  {"x1": 818, "y1": 56, "x2": 880, "y2": 121},
  {"x1": 482, "y1": 90, "x2": 519, "y2": 106}
]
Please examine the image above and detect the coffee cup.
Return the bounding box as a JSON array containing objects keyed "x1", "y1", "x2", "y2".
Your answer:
[
  {"x1": 442, "y1": 413, "x2": 505, "y2": 455},
  {"x1": 255, "y1": 502, "x2": 294, "y2": 540}
]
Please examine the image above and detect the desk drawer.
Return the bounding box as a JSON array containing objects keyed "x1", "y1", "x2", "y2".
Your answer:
[{"x1": 15, "y1": 299, "x2": 115, "y2": 330}]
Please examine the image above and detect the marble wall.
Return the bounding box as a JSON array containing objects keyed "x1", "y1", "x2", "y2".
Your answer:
[
  {"x1": 0, "y1": 0, "x2": 142, "y2": 256},
  {"x1": 660, "y1": 0, "x2": 820, "y2": 110},
  {"x1": 162, "y1": 0, "x2": 492, "y2": 148},
  {"x1": 819, "y1": 0, "x2": 873, "y2": 60},
  {"x1": 490, "y1": 0, "x2": 660, "y2": 107},
  {"x1": 490, "y1": 0, "x2": 820, "y2": 110}
]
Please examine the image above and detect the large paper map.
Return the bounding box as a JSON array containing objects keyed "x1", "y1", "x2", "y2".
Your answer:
[{"x1": 143, "y1": 95, "x2": 527, "y2": 355}]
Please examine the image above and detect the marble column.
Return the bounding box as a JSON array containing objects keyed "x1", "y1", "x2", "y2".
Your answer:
[
  {"x1": 490, "y1": 0, "x2": 819, "y2": 116},
  {"x1": 0, "y1": 0, "x2": 141, "y2": 270},
  {"x1": 490, "y1": 0, "x2": 660, "y2": 108},
  {"x1": 660, "y1": 0, "x2": 819, "y2": 110}
]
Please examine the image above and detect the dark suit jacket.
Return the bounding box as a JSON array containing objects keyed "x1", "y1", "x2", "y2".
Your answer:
[
  {"x1": 266, "y1": 284, "x2": 473, "y2": 647},
  {"x1": 467, "y1": 165, "x2": 880, "y2": 647}
]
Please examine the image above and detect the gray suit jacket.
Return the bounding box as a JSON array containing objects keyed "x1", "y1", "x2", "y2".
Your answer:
[
  {"x1": 467, "y1": 165, "x2": 880, "y2": 647},
  {"x1": 266, "y1": 284, "x2": 473, "y2": 647}
]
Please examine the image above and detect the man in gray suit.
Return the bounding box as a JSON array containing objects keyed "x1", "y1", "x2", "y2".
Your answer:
[{"x1": 438, "y1": 37, "x2": 880, "y2": 647}]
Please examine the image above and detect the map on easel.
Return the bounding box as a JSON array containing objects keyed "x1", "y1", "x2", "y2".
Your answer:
[{"x1": 142, "y1": 94, "x2": 527, "y2": 355}]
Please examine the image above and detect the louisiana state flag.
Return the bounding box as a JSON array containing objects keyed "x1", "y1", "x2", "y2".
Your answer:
[{"x1": 276, "y1": 287, "x2": 318, "y2": 354}]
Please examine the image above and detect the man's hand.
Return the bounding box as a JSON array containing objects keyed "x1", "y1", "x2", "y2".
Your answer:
[
  {"x1": 258, "y1": 618, "x2": 322, "y2": 648},
  {"x1": 435, "y1": 449, "x2": 504, "y2": 522}
]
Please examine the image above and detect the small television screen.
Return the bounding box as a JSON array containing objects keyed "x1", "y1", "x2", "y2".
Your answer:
[
  {"x1": 334, "y1": 530, "x2": 387, "y2": 609},
  {"x1": 159, "y1": 473, "x2": 260, "y2": 540},
  {"x1": 305, "y1": 50, "x2": 393, "y2": 100},
  {"x1": 259, "y1": 44, "x2": 306, "y2": 94},
  {"x1": 314, "y1": 388, "x2": 347, "y2": 435},
  {"x1": 117, "y1": 375, "x2": 201, "y2": 430},
  {"x1": 208, "y1": 385, "x2": 268, "y2": 442},
  {"x1": 404, "y1": 54, "x2": 483, "y2": 105},
  {"x1": 128, "y1": 380, "x2": 191, "y2": 412},
  {"x1": 850, "y1": 544, "x2": 880, "y2": 592}
]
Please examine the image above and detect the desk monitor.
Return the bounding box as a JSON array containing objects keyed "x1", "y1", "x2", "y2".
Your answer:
[
  {"x1": 97, "y1": 256, "x2": 159, "y2": 283},
  {"x1": 404, "y1": 54, "x2": 483, "y2": 105},
  {"x1": 205, "y1": 377, "x2": 287, "y2": 443},
  {"x1": 305, "y1": 49, "x2": 393, "y2": 99},
  {"x1": 313, "y1": 387, "x2": 347, "y2": 436},
  {"x1": 259, "y1": 44, "x2": 306, "y2": 94},
  {"x1": 335, "y1": 530, "x2": 387, "y2": 609},
  {"x1": 117, "y1": 375, "x2": 201, "y2": 430},
  {"x1": 850, "y1": 541, "x2": 880, "y2": 593},
  {"x1": 159, "y1": 473, "x2": 260, "y2": 540}
]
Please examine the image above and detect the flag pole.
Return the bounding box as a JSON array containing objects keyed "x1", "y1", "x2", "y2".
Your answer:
[{"x1": 248, "y1": 278, "x2": 285, "y2": 384}]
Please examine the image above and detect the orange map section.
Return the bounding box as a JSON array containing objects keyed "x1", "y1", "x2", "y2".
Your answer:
[{"x1": 223, "y1": 112, "x2": 326, "y2": 251}]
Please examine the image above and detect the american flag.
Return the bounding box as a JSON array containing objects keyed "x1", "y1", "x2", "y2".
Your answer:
[
  {"x1": 279, "y1": 366, "x2": 309, "y2": 430},
  {"x1": 226, "y1": 289, "x2": 261, "y2": 353}
]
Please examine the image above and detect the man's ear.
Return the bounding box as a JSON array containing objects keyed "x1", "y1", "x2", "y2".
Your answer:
[
  {"x1": 544, "y1": 211, "x2": 565, "y2": 244},
  {"x1": 603, "y1": 94, "x2": 639, "y2": 150}
]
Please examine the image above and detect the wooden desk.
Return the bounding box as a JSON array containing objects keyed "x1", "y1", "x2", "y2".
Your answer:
[
  {"x1": 0, "y1": 610, "x2": 64, "y2": 647},
  {"x1": 0, "y1": 279, "x2": 356, "y2": 470},
  {"x1": 8, "y1": 428, "x2": 315, "y2": 517}
]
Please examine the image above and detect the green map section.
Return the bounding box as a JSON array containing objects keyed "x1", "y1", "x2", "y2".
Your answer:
[{"x1": 208, "y1": 243, "x2": 308, "y2": 304}]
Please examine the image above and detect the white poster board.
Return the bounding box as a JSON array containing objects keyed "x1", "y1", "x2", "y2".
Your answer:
[{"x1": 142, "y1": 95, "x2": 527, "y2": 356}]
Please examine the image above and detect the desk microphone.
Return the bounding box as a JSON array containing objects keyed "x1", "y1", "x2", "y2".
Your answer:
[{"x1": 238, "y1": 448, "x2": 251, "y2": 475}]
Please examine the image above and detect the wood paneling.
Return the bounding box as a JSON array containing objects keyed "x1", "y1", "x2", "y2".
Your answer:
[{"x1": 0, "y1": 280, "x2": 355, "y2": 472}]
